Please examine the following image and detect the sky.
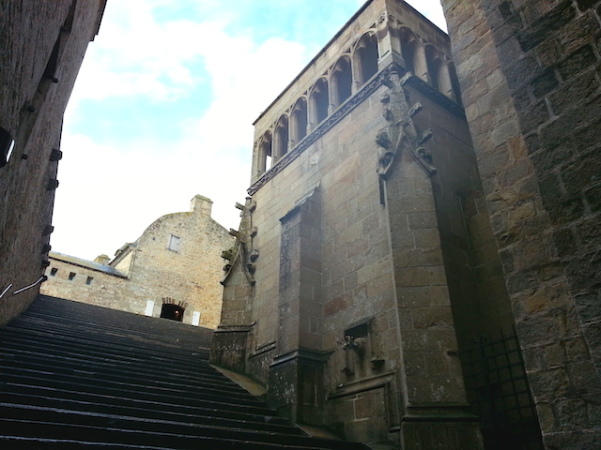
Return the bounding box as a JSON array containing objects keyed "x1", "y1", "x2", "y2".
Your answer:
[{"x1": 52, "y1": 0, "x2": 447, "y2": 261}]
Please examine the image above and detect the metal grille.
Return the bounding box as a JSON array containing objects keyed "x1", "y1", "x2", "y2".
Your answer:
[{"x1": 460, "y1": 331, "x2": 544, "y2": 450}]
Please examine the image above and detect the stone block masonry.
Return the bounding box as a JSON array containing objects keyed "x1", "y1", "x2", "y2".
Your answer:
[
  {"x1": 0, "y1": 0, "x2": 107, "y2": 325},
  {"x1": 441, "y1": 0, "x2": 601, "y2": 448},
  {"x1": 42, "y1": 195, "x2": 234, "y2": 329}
]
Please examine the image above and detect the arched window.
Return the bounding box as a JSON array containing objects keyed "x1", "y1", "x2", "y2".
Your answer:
[
  {"x1": 332, "y1": 56, "x2": 352, "y2": 107},
  {"x1": 354, "y1": 33, "x2": 379, "y2": 86},
  {"x1": 399, "y1": 28, "x2": 417, "y2": 74},
  {"x1": 291, "y1": 98, "x2": 308, "y2": 145},
  {"x1": 425, "y1": 45, "x2": 443, "y2": 91},
  {"x1": 310, "y1": 78, "x2": 329, "y2": 127},
  {"x1": 274, "y1": 115, "x2": 289, "y2": 159},
  {"x1": 259, "y1": 132, "x2": 273, "y2": 173}
]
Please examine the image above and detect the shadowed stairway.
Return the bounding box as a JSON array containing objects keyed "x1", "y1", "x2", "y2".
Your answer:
[{"x1": 0, "y1": 295, "x2": 369, "y2": 449}]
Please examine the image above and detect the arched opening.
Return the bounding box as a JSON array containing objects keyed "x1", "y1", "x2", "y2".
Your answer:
[
  {"x1": 259, "y1": 132, "x2": 273, "y2": 173},
  {"x1": 310, "y1": 78, "x2": 329, "y2": 127},
  {"x1": 355, "y1": 33, "x2": 379, "y2": 86},
  {"x1": 274, "y1": 115, "x2": 289, "y2": 160},
  {"x1": 160, "y1": 298, "x2": 186, "y2": 322},
  {"x1": 399, "y1": 28, "x2": 417, "y2": 74},
  {"x1": 425, "y1": 45, "x2": 443, "y2": 91},
  {"x1": 332, "y1": 56, "x2": 352, "y2": 107},
  {"x1": 291, "y1": 98, "x2": 308, "y2": 145}
]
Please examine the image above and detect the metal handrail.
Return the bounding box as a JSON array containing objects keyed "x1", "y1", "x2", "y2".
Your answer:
[
  {"x1": 10, "y1": 276, "x2": 48, "y2": 296},
  {"x1": 0, "y1": 283, "x2": 13, "y2": 299}
]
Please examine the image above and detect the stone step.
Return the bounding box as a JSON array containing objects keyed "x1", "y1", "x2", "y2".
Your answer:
[
  {"x1": 0, "y1": 393, "x2": 296, "y2": 434},
  {"x1": 1, "y1": 346, "x2": 229, "y2": 386},
  {"x1": 0, "y1": 406, "x2": 360, "y2": 449},
  {"x1": 0, "y1": 296, "x2": 370, "y2": 449},
  {"x1": 2, "y1": 384, "x2": 289, "y2": 426},
  {"x1": 1, "y1": 372, "x2": 274, "y2": 416},
  {"x1": 1, "y1": 354, "x2": 255, "y2": 401}
]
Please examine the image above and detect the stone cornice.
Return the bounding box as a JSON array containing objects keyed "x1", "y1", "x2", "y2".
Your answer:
[{"x1": 248, "y1": 62, "x2": 465, "y2": 196}]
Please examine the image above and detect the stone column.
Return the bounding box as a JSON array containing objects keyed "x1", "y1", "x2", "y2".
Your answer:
[
  {"x1": 414, "y1": 41, "x2": 429, "y2": 83},
  {"x1": 438, "y1": 61, "x2": 455, "y2": 100}
]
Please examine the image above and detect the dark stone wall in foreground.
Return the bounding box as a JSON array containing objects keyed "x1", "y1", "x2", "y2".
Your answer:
[
  {"x1": 0, "y1": 0, "x2": 106, "y2": 324},
  {"x1": 441, "y1": 0, "x2": 601, "y2": 448}
]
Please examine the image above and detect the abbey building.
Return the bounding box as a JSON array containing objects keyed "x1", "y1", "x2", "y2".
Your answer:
[{"x1": 211, "y1": 1, "x2": 601, "y2": 449}]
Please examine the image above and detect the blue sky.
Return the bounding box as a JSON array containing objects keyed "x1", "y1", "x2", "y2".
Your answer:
[{"x1": 53, "y1": 0, "x2": 447, "y2": 260}]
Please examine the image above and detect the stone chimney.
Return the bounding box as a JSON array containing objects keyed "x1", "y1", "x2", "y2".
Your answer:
[
  {"x1": 190, "y1": 195, "x2": 213, "y2": 217},
  {"x1": 94, "y1": 254, "x2": 110, "y2": 265}
]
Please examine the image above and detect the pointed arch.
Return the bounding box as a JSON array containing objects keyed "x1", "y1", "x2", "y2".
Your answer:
[
  {"x1": 309, "y1": 78, "x2": 329, "y2": 127},
  {"x1": 257, "y1": 131, "x2": 273, "y2": 175},
  {"x1": 291, "y1": 98, "x2": 308, "y2": 145},
  {"x1": 425, "y1": 45, "x2": 444, "y2": 91},
  {"x1": 353, "y1": 32, "x2": 379, "y2": 86},
  {"x1": 331, "y1": 56, "x2": 352, "y2": 107},
  {"x1": 274, "y1": 115, "x2": 289, "y2": 160},
  {"x1": 399, "y1": 27, "x2": 418, "y2": 74}
]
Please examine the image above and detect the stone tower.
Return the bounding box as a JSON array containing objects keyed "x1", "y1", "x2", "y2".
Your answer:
[{"x1": 212, "y1": 0, "x2": 539, "y2": 448}]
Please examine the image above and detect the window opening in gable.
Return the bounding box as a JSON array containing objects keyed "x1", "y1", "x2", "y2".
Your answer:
[
  {"x1": 50, "y1": 267, "x2": 58, "y2": 276},
  {"x1": 86, "y1": 276, "x2": 93, "y2": 285},
  {"x1": 168, "y1": 234, "x2": 181, "y2": 252},
  {"x1": 68, "y1": 272, "x2": 76, "y2": 280}
]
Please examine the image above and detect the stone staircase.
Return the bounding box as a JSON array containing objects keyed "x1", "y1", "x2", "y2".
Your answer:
[{"x1": 0, "y1": 295, "x2": 369, "y2": 449}]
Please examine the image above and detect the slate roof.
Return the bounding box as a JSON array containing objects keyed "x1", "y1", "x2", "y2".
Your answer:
[{"x1": 49, "y1": 251, "x2": 127, "y2": 278}]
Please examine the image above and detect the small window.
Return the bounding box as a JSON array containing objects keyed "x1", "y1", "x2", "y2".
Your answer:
[
  {"x1": 168, "y1": 235, "x2": 181, "y2": 252},
  {"x1": 50, "y1": 268, "x2": 58, "y2": 276},
  {"x1": 68, "y1": 272, "x2": 76, "y2": 280},
  {"x1": 86, "y1": 276, "x2": 93, "y2": 285}
]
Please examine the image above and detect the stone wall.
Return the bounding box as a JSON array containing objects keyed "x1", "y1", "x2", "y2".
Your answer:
[
  {"x1": 441, "y1": 0, "x2": 601, "y2": 448},
  {"x1": 42, "y1": 196, "x2": 234, "y2": 329},
  {"x1": 213, "y1": 0, "x2": 498, "y2": 446},
  {"x1": 0, "y1": 0, "x2": 106, "y2": 325},
  {"x1": 42, "y1": 257, "x2": 130, "y2": 310}
]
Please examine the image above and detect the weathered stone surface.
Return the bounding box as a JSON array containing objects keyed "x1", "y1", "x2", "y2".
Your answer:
[
  {"x1": 442, "y1": 0, "x2": 601, "y2": 447},
  {"x1": 0, "y1": 0, "x2": 107, "y2": 325},
  {"x1": 42, "y1": 196, "x2": 232, "y2": 328}
]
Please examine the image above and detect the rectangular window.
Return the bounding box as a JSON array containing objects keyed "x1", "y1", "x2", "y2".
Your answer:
[
  {"x1": 168, "y1": 234, "x2": 181, "y2": 252},
  {"x1": 50, "y1": 268, "x2": 58, "y2": 276},
  {"x1": 86, "y1": 276, "x2": 93, "y2": 285},
  {"x1": 68, "y1": 272, "x2": 76, "y2": 280}
]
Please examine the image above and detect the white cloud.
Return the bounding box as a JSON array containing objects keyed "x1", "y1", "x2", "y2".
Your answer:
[
  {"x1": 405, "y1": 0, "x2": 447, "y2": 31},
  {"x1": 54, "y1": 0, "x2": 448, "y2": 260}
]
